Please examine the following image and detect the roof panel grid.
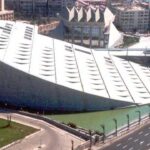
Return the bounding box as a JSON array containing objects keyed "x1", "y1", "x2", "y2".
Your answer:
[{"x1": 0, "y1": 20, "x2": 150, "y2": 106}]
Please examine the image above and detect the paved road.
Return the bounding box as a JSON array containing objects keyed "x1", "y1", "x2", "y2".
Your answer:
[
  {"x1": 0, "y1": 111, "x2": 84, "y2": 150},
  {"x1": 102, "y1": 122, "x2": 150, "y2": 150}
]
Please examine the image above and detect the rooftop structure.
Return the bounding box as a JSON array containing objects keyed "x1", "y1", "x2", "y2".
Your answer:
[
  {"x1": 66, "y1": 6, "x2": 105, "y2": 22},
  {"x1": 0, "y1": 20, "x2": 150, "y2": 111},
  {"x1": 62, "y1": 7, "x2": 115, "y2": 48},
  {"x1": 115, "y1": 3, "x2": 148, "y2": 11},
  {"x1": 76, "y1": 0, "x2": 106, "y2": 11},
  {"x1": 107, "y1": 22, "x2": 123, "y2": 48}
]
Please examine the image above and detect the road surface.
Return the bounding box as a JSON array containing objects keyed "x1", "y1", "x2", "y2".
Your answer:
[
  {"x1": 102, "y1": 122, "x2": 150, "y2": 150},
  {"x1": 0, "y1": 111, "x2": 84, "y2": 150}
]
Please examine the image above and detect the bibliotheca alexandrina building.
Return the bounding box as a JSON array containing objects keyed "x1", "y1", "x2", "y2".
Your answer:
[{"x1": 0, "y1": 21, "x2": 150, "y2": 112}]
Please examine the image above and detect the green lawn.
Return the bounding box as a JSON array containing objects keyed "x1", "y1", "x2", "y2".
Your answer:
[
  {"x1": 47, "y1": 105, "x2": 150, "y2": 134},
  {"x1": 122, "y1": 36, "x2": 139, "y2": 47},
  {"x1": 0, "y1": 118, "x2": 38, "y2": 148}
]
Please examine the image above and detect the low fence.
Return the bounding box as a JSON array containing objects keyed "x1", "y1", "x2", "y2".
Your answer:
[
  {"x1": 107, "y1": 114, "x2": 149, "y2": 137},
  {"x1": 18, "y1": 111, "x2": 90, "y2": 141},
  {"x1": 75, "y1": 114, "x2": 150, "y2": 150},
  {"x1": 86, "y1": 105, "x2": 150, "y2": 135},
  {"x1": 95, "y1": 48, "x2": 150, "y2": 51},
  {"x1": 38, "y1": 21, "x2": 59, "y2": 34}
]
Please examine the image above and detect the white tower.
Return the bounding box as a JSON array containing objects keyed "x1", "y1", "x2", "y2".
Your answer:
[{"x1": 0, "y1": 0, "x2": 4, "y2": 11}]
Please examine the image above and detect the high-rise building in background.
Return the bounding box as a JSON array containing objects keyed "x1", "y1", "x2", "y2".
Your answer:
[
  {"x1": 110, "y1": 0, "x2": 150, "y2": 32},
  {"x1": 4, "y1": 0, "x2": 107, "y2": 17},
  {"x1": 5, "y1": 0, "x2": 77, "y2": 17}
]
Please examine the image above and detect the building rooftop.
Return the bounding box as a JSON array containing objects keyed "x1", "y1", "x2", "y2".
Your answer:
[
  {"x1": 0, "y1": 20, "x2": 150, "y2": 106},
  {"x1": 130, "y1": 37, "x2": 150, "y2": 48},
  {"x1": 115, "y1": 4, "x2": 148, "y2": 11},
  {"x1": 76, "y1": 0, "x2": 106, "y2": 11}
]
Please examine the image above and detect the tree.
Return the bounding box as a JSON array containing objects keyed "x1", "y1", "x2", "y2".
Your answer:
[{"x1": 7, "y1": 115, "x2": 12, "y2": 127}]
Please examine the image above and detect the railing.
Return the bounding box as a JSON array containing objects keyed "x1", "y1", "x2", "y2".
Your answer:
[
  {"x1": 94, "y1": 48, "x2": 150, "y2": 52},
  {"x1": 75, "y1": 107, "x2": 150, "y2": 150}
]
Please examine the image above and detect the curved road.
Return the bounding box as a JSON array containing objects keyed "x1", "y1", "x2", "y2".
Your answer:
[{"x1": 0, "y1": 111, "x2": 84, "y2": 150}]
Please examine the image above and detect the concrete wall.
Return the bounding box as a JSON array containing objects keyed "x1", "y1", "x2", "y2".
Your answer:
[{"x1": 0, "y1": 61, "x2": 133, "y2": 112}]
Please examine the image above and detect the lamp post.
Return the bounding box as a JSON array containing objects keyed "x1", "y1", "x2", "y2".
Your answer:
[
  {"x1": 136, "y1": 110, "x2": 141, "y2": 125},
  {"x1": 71, "y1": 140, "x2": 74, "y2": 150},
  {"x1": 126, "y1": 48, "x2": 129, "y2": 56},
  {"x1": 89, "y1": 130, "x2": 92, "y2": 150},
  {"x1": 113, "y1": 118, "x2": 118, "y2": 136},
  {"x1": 100, "y1": 124, "x2": 106, "y2": 143},
  {"x1": 148, "y1": 104, "x2": 150, "y2": 119},
  {"x1": 38, "y1": 126, "x2": 42, "y2": 149},
  {"x1": 126, "y1": 114, "x2": 130, "y2": 130},
  {"x1": 5, "y1": 103, "x2": 7, "y2": 108}
]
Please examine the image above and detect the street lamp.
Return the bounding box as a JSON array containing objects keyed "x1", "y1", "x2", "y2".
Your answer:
[
  {"x1": 100, "y1": 124, "x2": 106, "y2": 143},
  {"x1": 136, "y1": 110, "x2": 141, "y2": 125},
  {"x1": 126, "y1": 114, "x2": 130, "y2": 130},
  {"x1": 5, "y1": 103, "x2": 7, "y2": 107},
  {"x1": 113, "y1": 118, "x2": 118, "y2": 136},
  {"x1": 71, "y1": 140, "x2": 74, "y2": 150},
  {"x1": 126, "y1": 48, "x2": 129, "y2": 56},
  {"x1": 37, "y1": 125, "x2": 42, "y2": 149},
  {"x1": 88, "y1": 130, "x2": 92, "y2": 150},
  {"x1": 148, "y1": 104, "x2": 150, "y2": 119}
]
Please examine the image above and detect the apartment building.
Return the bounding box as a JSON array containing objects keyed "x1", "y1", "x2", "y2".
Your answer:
[
  {"x1": 5, "y1": 0, "x2": 48, "y2": 17},
  {"x1": 0, "y1": 0, "x2": 14, "y2": 20},
  {"x1": 112, "y1": 3, "x2": 150, "y2": 32},
  {"x1": 5, "y1": 0, "x2": 76, "y2": 17},
  {"x1": 47, "y1": 0, "x2": 76, "y2": 16},
  {"x1": 49, "y1": 0, "x2": 76, "y2": 7},
  {"x1": 21, "y1": 0, "x2": 48, "y2": 16}
]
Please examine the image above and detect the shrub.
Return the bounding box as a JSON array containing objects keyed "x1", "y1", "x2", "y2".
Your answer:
[{"x1": 67, "y1": 122, "x2": 77, "y2": 128}]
